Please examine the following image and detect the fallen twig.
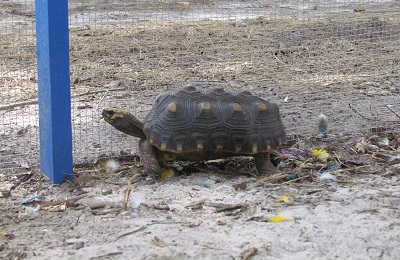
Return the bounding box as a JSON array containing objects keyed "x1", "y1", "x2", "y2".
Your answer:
[
  {"x1": 89, "y1": 251, "x2": 123, "y2": 259},
  {"x1": 257, "y1": 168, "x2": 301, "y2": 184},
  {"x1": 284, "y1": 183, "x2": 323, "y2": 188},
  {"x1": 208, "y1": 203, "x2": 247, "y2": 213},
  {"x1": 306, "y1": 189, "x2": 324, "y2": 195},
  {"x1": 41, "y1": 195, "x2": 87, "y2": 207},
  {"x1": 348, "y1": 103, "x2": 375, "y2": 121},
  {"x1": 152, "y1": 204, "x2": 171, "y2": 211},
  {"x1": 185, "y1": 198, "x2": 208, "y2": 209},
  {"x1": 385, "y1": 105, "x2": 400, "y2": 119},
  {"x1": 123, "y1": 173, "x2": 142, "y2": 209},
  {"x1": 115, "y1": 225, "x2": 146, "y2": 241},
  {"x1": 281, "y1": 174, "x2": 312, "y2": 185}
]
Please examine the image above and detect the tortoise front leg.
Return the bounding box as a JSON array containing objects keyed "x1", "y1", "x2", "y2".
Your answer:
[
  {"x1": 253, "y1": 152, "x2": 277, "y2": 176},
  {"x1": 139, "y1": 139, "x2": 162, "y2": 180}
]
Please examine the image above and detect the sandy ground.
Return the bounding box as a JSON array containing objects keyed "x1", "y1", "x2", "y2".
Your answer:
[
  {"x1": 1, "y1": 172, "x2": 400, "y2": 259},
  {"x1": 1, "y1": 134, "x2": 400, "y2": 259}
]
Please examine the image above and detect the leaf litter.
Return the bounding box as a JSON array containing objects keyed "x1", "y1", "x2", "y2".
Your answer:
[{"x1": 1, "y1": 130, "x2": 399, "y2": 258}]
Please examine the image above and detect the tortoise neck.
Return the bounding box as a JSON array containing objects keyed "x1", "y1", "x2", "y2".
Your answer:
[{"x1": 117, "y1": 114, "x2": 146, "y2": 139}]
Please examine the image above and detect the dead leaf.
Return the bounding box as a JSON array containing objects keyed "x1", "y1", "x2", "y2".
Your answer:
[
  {"x1": 269, "y1": 215, "x2": 293, "y2": 223},
  {"x1": 355, "y1": 142, "x2": 366, "y2": 154},
  {"x1": 153, "y1": 204, "x2": 170, "y2": 211},
  {"x1": 185, "y1": 198, "x2": 207, "y2": 209},
  {"x1": 187, "y1": 222, "x2": 202, "y2": 228},
  {"x1": 241, "y1": 247, "x2": 257, "y2": 260},
  {"x1": 152, "y1": 236, "x2": 168, "y2": 247}
]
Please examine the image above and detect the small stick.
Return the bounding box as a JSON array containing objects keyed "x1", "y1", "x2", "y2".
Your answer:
[
  {"x1": 274, "y1": 55, "x2": 284, "y2": 64},
  {"x1": 348, "y1": 103, "x2": 375, "y2": 120},
  {"x1": 215, "y1": 204, "x2": 246, "y2": 213},
  {"x1": 89, "y1": 252, "x2": 123, "y2": 259},
  {"x1": 123, "y1": 173, "x2": 142, "y2": 209},
  {"x1": 333, "y1": 151, "x2": 344, "y2": 165},
  {"x1": 348, "y1": 146, "x2": 358, "y2": 154},
  {"x1": 185, "y1": 198, "x2": 208, "y2": 208},
  {"x1": 115, "y1": 225, "x2": 146, "y2": 240},
  {"x1": 385, "y1": 105, "x2": 400, "y2": 119},
  {"x1": 41, "y1": 195, "x2": 87, "y2": 207},
  {"x1": 281, "y1": 174, "x2": 312, "y2": 185},
  {"x1": 257, "y1": 169, "x2": 300, "y2": 183},
  {"x1": 306, "y1": 189, "x2": 324, "y2": 195},
  {"x1": 209, "y1": 203, "x2": 247, "y2": 213},
  {"x1": 285, "y1": 183, "x2": 323, "y2": 188}
]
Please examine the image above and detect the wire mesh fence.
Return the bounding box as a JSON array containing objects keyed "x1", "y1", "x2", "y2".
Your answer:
[{"x1": 1, "y1": 0, "x2": 399, "y2": 175}]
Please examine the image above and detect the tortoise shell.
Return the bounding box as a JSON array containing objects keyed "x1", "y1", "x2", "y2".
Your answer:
[{"x1": 143, "y1": 86, "x2": 286, "y2": 156}]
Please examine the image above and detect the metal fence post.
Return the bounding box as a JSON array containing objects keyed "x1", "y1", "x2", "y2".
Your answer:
[{"x1": 35, "y1": 0, "x2": 73, "y2": 184}]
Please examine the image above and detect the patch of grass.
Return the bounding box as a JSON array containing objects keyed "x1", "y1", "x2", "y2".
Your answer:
[
  {"x1": 73, "y1": 5, "x2": 92, "y2": 12},
  {"x1": 98, "y1": 5, "x2": 111, "y2": 10}
]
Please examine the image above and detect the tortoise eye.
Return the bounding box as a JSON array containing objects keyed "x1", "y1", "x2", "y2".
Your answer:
[{"x1": 102, "y1": 109, "x2": 115, "y2": 119}]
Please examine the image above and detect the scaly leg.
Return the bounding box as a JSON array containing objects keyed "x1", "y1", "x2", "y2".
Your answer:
[
  {"x1": 253, "y1": 153, "x2": 277, "y2": 176},
  {"x1": 139, "y1": 139, "x2": 162, "y2": 180}
]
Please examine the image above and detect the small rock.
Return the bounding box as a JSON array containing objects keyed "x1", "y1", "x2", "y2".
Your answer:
[
  {"x1": 89, "y1": 203, "x2": 106, "y2": 210},
  {"x1": 101, "y1": 189, "x2": 113, "y2": 196},
  {"x1": 367, "y1": 247, "x2": 384, "y2": 258},
  {"x1": 389, "y1": 198, "x2": 400, "y2": 208},
  {"x1": 106, "y1": 81, "x2": 121, "y2": 88},
  {"x1": 75, "y1": 241, "x2": 84, "y2": 250},
  {"x1": 65, "y1": 238, "x2": 86, "y2": 245}
]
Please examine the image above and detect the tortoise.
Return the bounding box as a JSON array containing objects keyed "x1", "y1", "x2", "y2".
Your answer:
[{"x1": 102, "y1": 86, "x2": 286, "y2": 179}]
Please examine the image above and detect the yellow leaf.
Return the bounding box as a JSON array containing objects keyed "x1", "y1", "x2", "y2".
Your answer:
[
  {"x1": 311, "y1": 148, "x2": 329, "y2": 162},
  {"x1": 269, "y1": 215, "x2": 293, "y2": 223},
  {"x1": 277, "y1": 194, "x2": 293, "y2": 203},
  {"x1": 161, "y1": 168, "x2": 174, "y2": 179}
]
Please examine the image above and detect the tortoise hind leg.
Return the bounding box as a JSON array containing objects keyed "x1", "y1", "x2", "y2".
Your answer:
[
  {"x1": 139, "y1": 139, "x2": 162, "y2": 180},
  {"x1": 253, "y1": 153, "x2": 277, "y2": 176}
]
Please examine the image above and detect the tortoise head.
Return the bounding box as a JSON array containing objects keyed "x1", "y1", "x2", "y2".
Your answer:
[{"x1": 102, "y1": 108, "x2": 146, "y2": 139}]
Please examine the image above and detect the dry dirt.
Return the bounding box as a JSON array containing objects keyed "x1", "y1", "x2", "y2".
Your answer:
[
  {"x1": 1, "y1": 134, "x2": 400, "y2": 259},
  {"x1": 1, "y1": 1, "x2": 400, "y2": 259},
  {"x1": 1, "y1": 172, "x2": 400, "y2": 260}
]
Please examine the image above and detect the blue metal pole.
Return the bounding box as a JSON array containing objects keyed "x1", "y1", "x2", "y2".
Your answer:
[{"x1": 35, "y1": 0, "x2": 73, "y2": 184}]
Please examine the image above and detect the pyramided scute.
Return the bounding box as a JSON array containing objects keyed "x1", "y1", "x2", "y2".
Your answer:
[
  {"x1": 196, "y1": 143, "x2": 204, "y2": 151},
  {"x1": 233, "y1": 103, "x2": 242, "y2": 112},
  {"x1": 200, "y1": 101, "x2": 211, "y2": 111},
  {"x1": 235, "y1": 146, "x2": 242, "y2": 153},
  {"x1": 160, "y1": 142, "x2": 167, "y2": 151},
  {"x1": 252, "y1": 144, "x2": 258, "y2": 154},
  {"x1": 259, "y1": 103, "x2": 267, "y2": 112},
  {"x1": 168, "y1": 102, "x2": 177, "y2": 113},
  {"x1": 176, "y1": 144, "x2": 183, "y2": 153}
]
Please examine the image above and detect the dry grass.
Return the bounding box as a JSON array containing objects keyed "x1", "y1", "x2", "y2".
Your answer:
[
  {"x1": 65, "y1": 16, "x2": 399, "y2": 92},
  {"x1": 0, "y1": 12, "x2": 399, "y2": 170},
  {"x1": 2, "y1": 15, "x2": 398, "y2": 102}
]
